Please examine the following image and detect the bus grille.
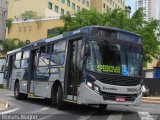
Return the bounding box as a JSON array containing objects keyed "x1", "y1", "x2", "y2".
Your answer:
[
  {"x1": 101, "y1": 92, "x2": 137, "y2": 102},
  {"x1": 87, "y1": 71, "x2": 142, "y2": 86}
]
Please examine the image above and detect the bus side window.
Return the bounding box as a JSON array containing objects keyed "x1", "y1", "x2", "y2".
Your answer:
[
  {"x1": 51, "y1": 41, "x2": 66, "y2": 66},
  {"x1": 36, "y1": 45, "x2": 51, "y2": 80},
  {"x1": 14, "y1": 52, "x2": 22, "y2": 69},
  {"x1": 38, "y1": 45, "x2": 51, "y2": 66},
  {"x1": 21, "y1": 50, "x2": 30, "y2": 68}
]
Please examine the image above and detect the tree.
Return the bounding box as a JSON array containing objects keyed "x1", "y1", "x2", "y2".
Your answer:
[
  {"x1": 20, "y1": 11, "x2": 37, "y2": 21},
  {"x1": 6, "y1": 18, "x2": 13, "y2": 33},
  {"x1": 0, "y1": 38, "x2": 25, "y2": 56},
  {"x1": 51, "y1": 9, "x2": 160, "y2": 66}
]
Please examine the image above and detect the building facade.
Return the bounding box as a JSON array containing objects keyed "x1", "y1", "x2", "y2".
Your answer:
[
  {"x1": 7, "y1": 0, "x2": 126, "y2": 41},
  {"x1": 90, "y1": 0, "x2": 125, "y2": 13},
  {"x1": 135, "y1": 0, "x2": 152, "y2": 21},
  {"x1": 152, "y1": 0, "x2": 160, "y2": 20},
  {"x1": 135, "y1": 0, "x2": 160, "y2": 21},
  {"x1": 8, "y1": 0, "x2": 90, "y2": 19},
  {"x1": 0, "y1": 0, "x2": 8, "y2": 40},
  {"x1": 7, "y1": 17, "x2": 64, "y2": 41}
]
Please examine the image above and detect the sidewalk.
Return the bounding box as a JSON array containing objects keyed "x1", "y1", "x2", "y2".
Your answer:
[
  {"x1": 142, "y1": 97, "x2": 160, "y2": 104},
  {"x1": 0, "y1": 99, "x2": 8, "y2": 111}
]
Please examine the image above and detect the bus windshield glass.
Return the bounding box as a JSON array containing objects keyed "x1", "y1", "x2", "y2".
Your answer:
[{"x1": 86, "y1": 41, "x2": 142, "y2": 77}]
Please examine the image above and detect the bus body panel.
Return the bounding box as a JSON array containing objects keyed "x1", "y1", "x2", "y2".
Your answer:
[{"x1": 79, "y1": 83, "x2": 142, "y2": 105}]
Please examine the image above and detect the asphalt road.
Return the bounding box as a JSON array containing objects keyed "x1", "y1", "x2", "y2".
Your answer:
[{"x1": 0, "y1": 90, "x2": 160, "y2": 120}]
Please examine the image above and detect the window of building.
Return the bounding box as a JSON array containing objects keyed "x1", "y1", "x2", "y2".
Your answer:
[
  {"x1": 103, "y1": 3, "x2": 106, "y2": 8},
  {"x1": 55, "y1": 5, "x2": 59, "y2": 13},
  {"x1": 86, "y1": 1, "x2": 89, "y2": 7},
  {"x1": 107, "y1": 5, "x2": 109, "y2": 10},
  {"x1": 61, "y1": 0, "x2": 65, "y2": 4},
  {"x1": 66, "y1": 11, "x2": 70, "y2": 14},
  {"x1": 72, "y1": 3, "x2": 75, "y2": 10},
  {"x1": 77, "y1": 6, "x2": 80, "y2": 12},
  {"x1": 48, "y1": 2, "x2": 52, "y2": 10},
  {"x1": 82, "y1": 0, "x2": 85, "y2": 4},
  {"x1": 110, "y1": 0, "x2": 112, "y2": 4},
  {"x1": 61, "y1": 9, "x2": 65, "y2": 16},
  {"x1": 67, "y1": 0, "x2": 70, "y2": 7}
]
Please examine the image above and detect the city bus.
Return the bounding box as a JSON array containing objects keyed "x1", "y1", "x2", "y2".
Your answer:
[{"x1": 3, "y1": 26, "x2": 143, "y2": 110}]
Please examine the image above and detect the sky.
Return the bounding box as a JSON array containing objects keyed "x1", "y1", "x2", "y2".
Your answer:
[{"x1": 125, "y1": 0, "x2": 136, "y2": 16}]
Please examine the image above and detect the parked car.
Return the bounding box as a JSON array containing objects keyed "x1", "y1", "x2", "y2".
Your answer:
[{"x1": 142, "y1": 85, "x2": 150, "y2": 97}]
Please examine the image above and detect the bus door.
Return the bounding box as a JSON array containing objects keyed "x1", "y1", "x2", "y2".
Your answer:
[
  {"x1": 65, "y1": 38, "x2": 83, "y2": 101},
  {"x1": 5, "y1": 55, "x2": 15, "y2": 89},
  {"x1": 28, "y1": 49, "x2": 39, "y2": 93}
]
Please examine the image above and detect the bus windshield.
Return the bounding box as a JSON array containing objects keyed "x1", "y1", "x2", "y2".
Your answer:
[{"x1": 86, "y1": 41, "x2": 142, "y2": 77}]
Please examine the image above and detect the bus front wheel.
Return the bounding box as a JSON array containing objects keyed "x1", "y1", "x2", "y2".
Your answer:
[
  {"x1": 56, "y1": 85, "x2": 65, "y2": 110},
  {"x1": 14, "y1": 82, "x2": 27, "y2": 100}
]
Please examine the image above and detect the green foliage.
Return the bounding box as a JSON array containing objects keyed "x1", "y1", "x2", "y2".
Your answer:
[
  {"x1": 6, "y1": 18, "x2": 13, "y2": 28},
  {"x1": 6, "y1": 18, "x2": 13, "y2": 33},
  {"x1": 20, "y1": 11, "x2": 37, "y2": 20},
  {"x1": 0, "y1": 38, "x2": 25, "y2": 55},
  {"x1": 51, "y1": 9, "x2": 160, "y2": 65}
]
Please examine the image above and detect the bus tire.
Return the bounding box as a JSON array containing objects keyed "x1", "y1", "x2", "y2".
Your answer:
[
  {"x1": 99, "y1": 104, "x2": 107, "y2": 110},
  {"x1": 57, "y1": 85, "x2": 65, "y2": 110},
  {"x1": 14, "y1": 82, "x2": 27, "y2": 100}
]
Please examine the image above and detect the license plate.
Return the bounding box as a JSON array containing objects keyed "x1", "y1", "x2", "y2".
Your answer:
[{"x1": 115, "y1": 97, "x2": 126, "y2": 102}]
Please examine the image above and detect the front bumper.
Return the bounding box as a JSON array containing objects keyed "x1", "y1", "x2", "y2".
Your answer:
[{"x1": 80, "y1": 83, "x2": 142, "y2": 106}]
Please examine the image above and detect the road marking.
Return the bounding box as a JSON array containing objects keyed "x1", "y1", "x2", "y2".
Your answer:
[
  {"x1": 0, "y1": 108, "x2": 20, "y2": 114},
  {"x1": 107, "y1": 113, "x2": 123, "y2": 120},
  {"x1": 138, "y1": 112, "x2": 159, "y2": 120},
  {"x1": 33, "y1": 107, "x2": 49, "y2": 114},
  {"x1": 77, "y1": 111, "x2": 95, "y2": 120}
]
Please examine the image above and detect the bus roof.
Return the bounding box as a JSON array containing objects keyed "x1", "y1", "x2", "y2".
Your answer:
[{"x1": 7, "y1": 26, "x2": 140, "y2": 55}]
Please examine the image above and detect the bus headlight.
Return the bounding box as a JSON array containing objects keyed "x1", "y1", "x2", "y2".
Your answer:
[
  {"x1": 93, "y1": 85, "x2": 100, "y2": 94},
  {"x1": 86, "y1": 81, "x2": 93, "y2": 89},
  {"x1": 86, "y1": 81, "x2": 100, "y2": 94}
]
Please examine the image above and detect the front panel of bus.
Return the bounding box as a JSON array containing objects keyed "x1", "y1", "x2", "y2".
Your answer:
[{"x1": 79, "y1": 27, "x2": 143, "y2": 105}]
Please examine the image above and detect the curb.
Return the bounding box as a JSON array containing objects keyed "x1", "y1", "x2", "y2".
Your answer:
[
  {"x1": 0, "y1": 99, "x2": 9, "y2": 111},
  {"x1": 142, "y1": 97, "x2": 160, "y2": 104},
  {"x1": 0, "y1": 89, "x2": 8, "y2": 91}
]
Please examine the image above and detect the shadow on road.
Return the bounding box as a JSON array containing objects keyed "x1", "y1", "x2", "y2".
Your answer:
[{"x1": 15, "y1": 97, "x2": 135, "y2": 115}]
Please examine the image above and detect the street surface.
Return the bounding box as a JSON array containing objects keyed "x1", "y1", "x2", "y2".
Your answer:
[{"x1": 0, "y1": 90, "x2": 160, "y2": 120}]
